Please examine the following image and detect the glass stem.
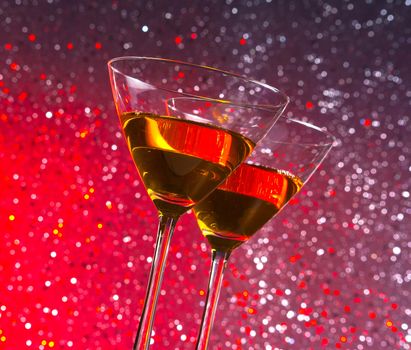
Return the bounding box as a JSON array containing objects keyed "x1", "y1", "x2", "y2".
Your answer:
[
  {"x1": 195, "y1": 250, "x2": 230, "y2": 350},
  {"x1": 133, "y1": 214, "x2": 178, "y2": 350}
]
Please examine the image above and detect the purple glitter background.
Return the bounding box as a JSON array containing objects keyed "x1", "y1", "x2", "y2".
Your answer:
[{"x1": 1, "y1": 1, "x2": 410, "y2": 349}]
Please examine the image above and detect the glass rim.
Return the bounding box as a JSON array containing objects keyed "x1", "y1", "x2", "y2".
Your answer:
[
  {"x1": 107, "y1": 56, "x2": 290, "y2": 110},
  {"x1": 266, "y1": 116, "x2": 337, "y2": 147},
  {"x1": 167, "y1": 96, "x2": 285, "y2": 116}
]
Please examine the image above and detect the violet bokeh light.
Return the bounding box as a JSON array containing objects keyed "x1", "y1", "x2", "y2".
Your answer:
[{"x1": 0, "y1": 1, "x2": 410, "y2": 349}]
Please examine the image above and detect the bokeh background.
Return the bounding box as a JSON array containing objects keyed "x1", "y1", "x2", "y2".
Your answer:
[{"x1": 1, "y1": 0, "x2": 410, "y2": 349}]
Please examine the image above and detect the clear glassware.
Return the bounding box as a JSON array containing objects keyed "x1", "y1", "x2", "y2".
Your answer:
[
  {"x1": 107, "y1": 57, "x2": 289, "y2": 350},
  {"x1": 191, "y1": 115, "x2": 336, "y2": 349}
]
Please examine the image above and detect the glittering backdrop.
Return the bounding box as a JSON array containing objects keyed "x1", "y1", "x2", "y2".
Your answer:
[{"x1": 0, "y1": 1, "x2": 410, "y2": 349}]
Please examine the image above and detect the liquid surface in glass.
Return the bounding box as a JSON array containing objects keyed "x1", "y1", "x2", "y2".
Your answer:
[
  {"x1": 194, "y1": 164, "x2": 302, "y2": 251},
  {"x1": 121, "y1": 112, "x2": 255, "y2": 216}
]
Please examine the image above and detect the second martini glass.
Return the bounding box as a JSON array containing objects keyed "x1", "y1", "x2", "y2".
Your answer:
[
  {"x1": 107, "y1": 57, "x2": 289, "y2": 349},
  {"x1": 192, "y1": 115, "x2": 335, "y2": 349}
]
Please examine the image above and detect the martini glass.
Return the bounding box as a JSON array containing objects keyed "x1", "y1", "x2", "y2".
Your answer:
[
  {"x1": 192, "y1": 115, "x2": 336, "y2": 349},
  {"x1": 107, "y1": 57, "x2": 289, "y2": 350}
]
